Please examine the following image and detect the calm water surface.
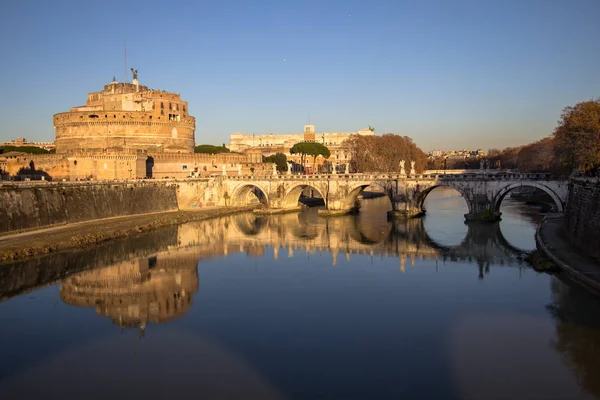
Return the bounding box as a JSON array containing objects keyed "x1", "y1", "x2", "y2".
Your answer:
[{"x1": 1, "y1": 188, "x2": 600, "y2": 400}]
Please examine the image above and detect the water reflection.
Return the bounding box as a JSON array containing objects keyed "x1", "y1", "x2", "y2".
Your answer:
[
  {"x1": 0, "y1": 199, "x2": 531, "y2": 308},
  {"x1": 182, "y1": 206, "x2": 529, "y2": 268},
  {"x1": 548, "y1": 277, "x2": 600, "y2": 399},
  {"x1": 60, "y1": 253, "x2": 199, "y2": 331},
  {"x1": 2, "y1": 196, "x2": 600, "y2": 400}
]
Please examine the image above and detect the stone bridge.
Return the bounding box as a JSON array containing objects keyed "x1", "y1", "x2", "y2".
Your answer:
[{"x1": 213, "y1": 172, "x2": 568, "y2": 221}]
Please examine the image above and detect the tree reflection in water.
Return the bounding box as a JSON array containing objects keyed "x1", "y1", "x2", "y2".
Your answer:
[{"x1": 547, "y1": 277, "x2": 600, "y2": 399}]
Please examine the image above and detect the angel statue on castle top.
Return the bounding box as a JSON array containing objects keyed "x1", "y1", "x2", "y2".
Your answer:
[{"x1": 130, "y1": 68, "x2": 138, "y2": 81}]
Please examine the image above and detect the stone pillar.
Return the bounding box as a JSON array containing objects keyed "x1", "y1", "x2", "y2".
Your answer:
[
  {"x1": 387, "y1": 203, "x2": 423, "y2": 219},
  {"x1": 386, "y1": 181, "x2": 423, "y2": 219},
  {"x1": 317, "y1": 179, "x2": 359, "y2": 217},
  {"x1": 463, "y1": 193, "x2": 501, "y2": 222}
]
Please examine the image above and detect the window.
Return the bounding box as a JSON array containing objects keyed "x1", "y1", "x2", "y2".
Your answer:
[
  {"x1": 182, "y1": 165, "x2": 188, "y2": 170},
  {"x1": 160, "y1": 102, "x2": 164, "y2": 109}
]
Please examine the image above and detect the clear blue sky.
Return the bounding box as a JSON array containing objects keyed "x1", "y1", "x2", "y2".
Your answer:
[{"x1": 1, "y1": 0, "x2": 598, "y2": 151}]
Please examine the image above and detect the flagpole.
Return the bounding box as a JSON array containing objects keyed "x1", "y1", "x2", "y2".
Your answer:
[{"x1": 124, "y1": 40, "x2": 127, "y2": 83}]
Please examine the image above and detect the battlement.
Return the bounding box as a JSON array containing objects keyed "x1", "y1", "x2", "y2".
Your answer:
[
  {"x1": 54, "y1": 79, "x2": 195, "y2": 154},
  {"x1": 54, "y1": 111, "x2": 195, "y2": 127}
]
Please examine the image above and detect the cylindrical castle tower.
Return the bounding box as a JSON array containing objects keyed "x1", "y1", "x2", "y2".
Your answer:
[{"x1": 53, "y1": 79, "x2": 195, "y2": 154}]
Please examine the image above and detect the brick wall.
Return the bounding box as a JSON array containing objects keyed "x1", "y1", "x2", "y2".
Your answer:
[{"x1": 564, "y1": 177, "x2": 600, "y2": 259}]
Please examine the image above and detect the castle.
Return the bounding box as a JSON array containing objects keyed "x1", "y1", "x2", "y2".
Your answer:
[
  {"x1": 0, "y1": 75, "x2": 270, "y2": 181},
  {"x1": 0, "y1": 73, "x2": 373, "y2": 181},
  {"x1": 53, "y1": 78, "x2": 195, "y2": 154}
]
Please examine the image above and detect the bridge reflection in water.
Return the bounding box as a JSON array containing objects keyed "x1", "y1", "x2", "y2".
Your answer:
[
  {"x1": 45, "y1": 201, "x2": 532, "y2": 331},
  {"x1": 4, "y1": 198, "x2": 600, "y2": 400}
]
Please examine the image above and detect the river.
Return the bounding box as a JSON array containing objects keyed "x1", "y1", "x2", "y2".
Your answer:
[{"x1": 0, "y1": 188, "x2": 599, "y2": 400}]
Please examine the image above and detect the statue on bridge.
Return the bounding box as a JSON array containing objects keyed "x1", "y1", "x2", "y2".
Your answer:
[
  {"x1": 331, "y1": 161, "x2": 337, "y2": 175},
  {"x1": 237, "y1": 164, "x2": 242, "y2": 176},
  {"x1": 286, "y1": 162, "x2": 292, "y2": 175},
  {"x1": 345, "y1": 163, "x2": 349, "y2": 174},
  {"x1": 222, "y1": 164, "x2": 227, "y2": 176},
  {"x1": 272, "y1": 163, "x2": 278, "y2": 176},
  {"x1": 399, "y1": 160, "x2": 405, "y2": 175},
  {"x1": 410, "y1": 161, "x2": 416, "y2": 175}
]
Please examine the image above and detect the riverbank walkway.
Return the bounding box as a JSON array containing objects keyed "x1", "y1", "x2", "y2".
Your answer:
[{"x1": 537, "y1": 215, "x2": 600, "y2": 293}]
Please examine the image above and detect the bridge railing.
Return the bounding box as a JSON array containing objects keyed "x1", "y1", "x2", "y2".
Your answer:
[{"x1": 223, "y1": 172, "x2": 556, "y2": 181}]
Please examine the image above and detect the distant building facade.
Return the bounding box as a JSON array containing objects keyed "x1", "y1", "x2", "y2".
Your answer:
[
  {"x1": 0, "y1": 137, "x2": 55, "y2": 151},
  {"x1": 228, "y1": 125, "x2": 375, "y2": 171}
]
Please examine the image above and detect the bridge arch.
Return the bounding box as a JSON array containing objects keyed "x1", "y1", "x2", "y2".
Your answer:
[
  {"x1": 492, "y1": 182, "x2": 564, "y2": 213},
  {"x1": 231, "y1": 183, "x2": 269, "y2": 207},
  {"x1": 283, "y1": 183, "x2": 326, "y2": 208},
  {"x1": 416, "y1": 184, "x2": 471, "y2": 213},
  {"x1": 341, "y1": 182, "x2": 392, "y2": 210}
]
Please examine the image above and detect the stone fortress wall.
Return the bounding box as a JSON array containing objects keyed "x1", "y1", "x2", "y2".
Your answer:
[
  {"x1": 0, "y1": 181, "x2": 180, "y2": 234},
  {"x1": 54, "y1": 81, "x2": 195, "y2": 154},
  {"x1": 564, "y1": 177, "x2": 600, "y2": 259},
  {"x1": 1, "y1": 151, "x2": 273, "y2": 181}
]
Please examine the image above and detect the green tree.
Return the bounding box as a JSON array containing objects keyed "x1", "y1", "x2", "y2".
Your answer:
[
  {"x1": 290, "y1": 142, "x2": 330, "y2": 173},
  {"x1": 263, "y1": 153, "x2": 288, "y2": 172},
  {"x1": 0, "y1": 146, "x2": 50, "y2": 155},
  {"x1": 553, "y1": 99, "x2": 600, "y2": 173},
  {"x1": 194, "y1": 144, "x2": 231, "y2": 154}
]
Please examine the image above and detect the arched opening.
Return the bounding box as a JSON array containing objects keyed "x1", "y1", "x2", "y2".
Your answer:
[
  {"x1": 283, "y1": 185, "x2": 325, "y2": 208},
  {"x1": 494, "y1": 183, "x2": 563, "y2": 214},
  {"x1": 342, "y1": 183, "x2": 393, "y2": 214},
  {"x1": 419, "y1": 185, "x2": 469, "y2": 247},
  {"x1": 145, "y1": 156, "x2": 154, "y2": 178},
  {"x1": 494, "y1": 183, "x2": 562, "y2": 252},
  {"x1": 232, "y1": 184, "x2": 269, "y2": 207}
]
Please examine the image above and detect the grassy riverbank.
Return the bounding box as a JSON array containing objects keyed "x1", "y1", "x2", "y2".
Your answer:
[{"x1": 0, "y1": 206, "x2": 258, "y2": 263}]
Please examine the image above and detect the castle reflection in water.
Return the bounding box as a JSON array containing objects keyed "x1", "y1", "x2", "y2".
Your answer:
[{"x1": 52, "y1": 208, "x2": 530, "y2": 331}]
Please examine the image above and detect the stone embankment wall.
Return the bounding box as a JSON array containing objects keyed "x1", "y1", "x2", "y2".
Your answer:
[
  {"x1": 0, "y1": 181, "x2": 183, "y2": 234},
  {"x1": 564, "y1": 177, "x2": 600, "y2": 259}
]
